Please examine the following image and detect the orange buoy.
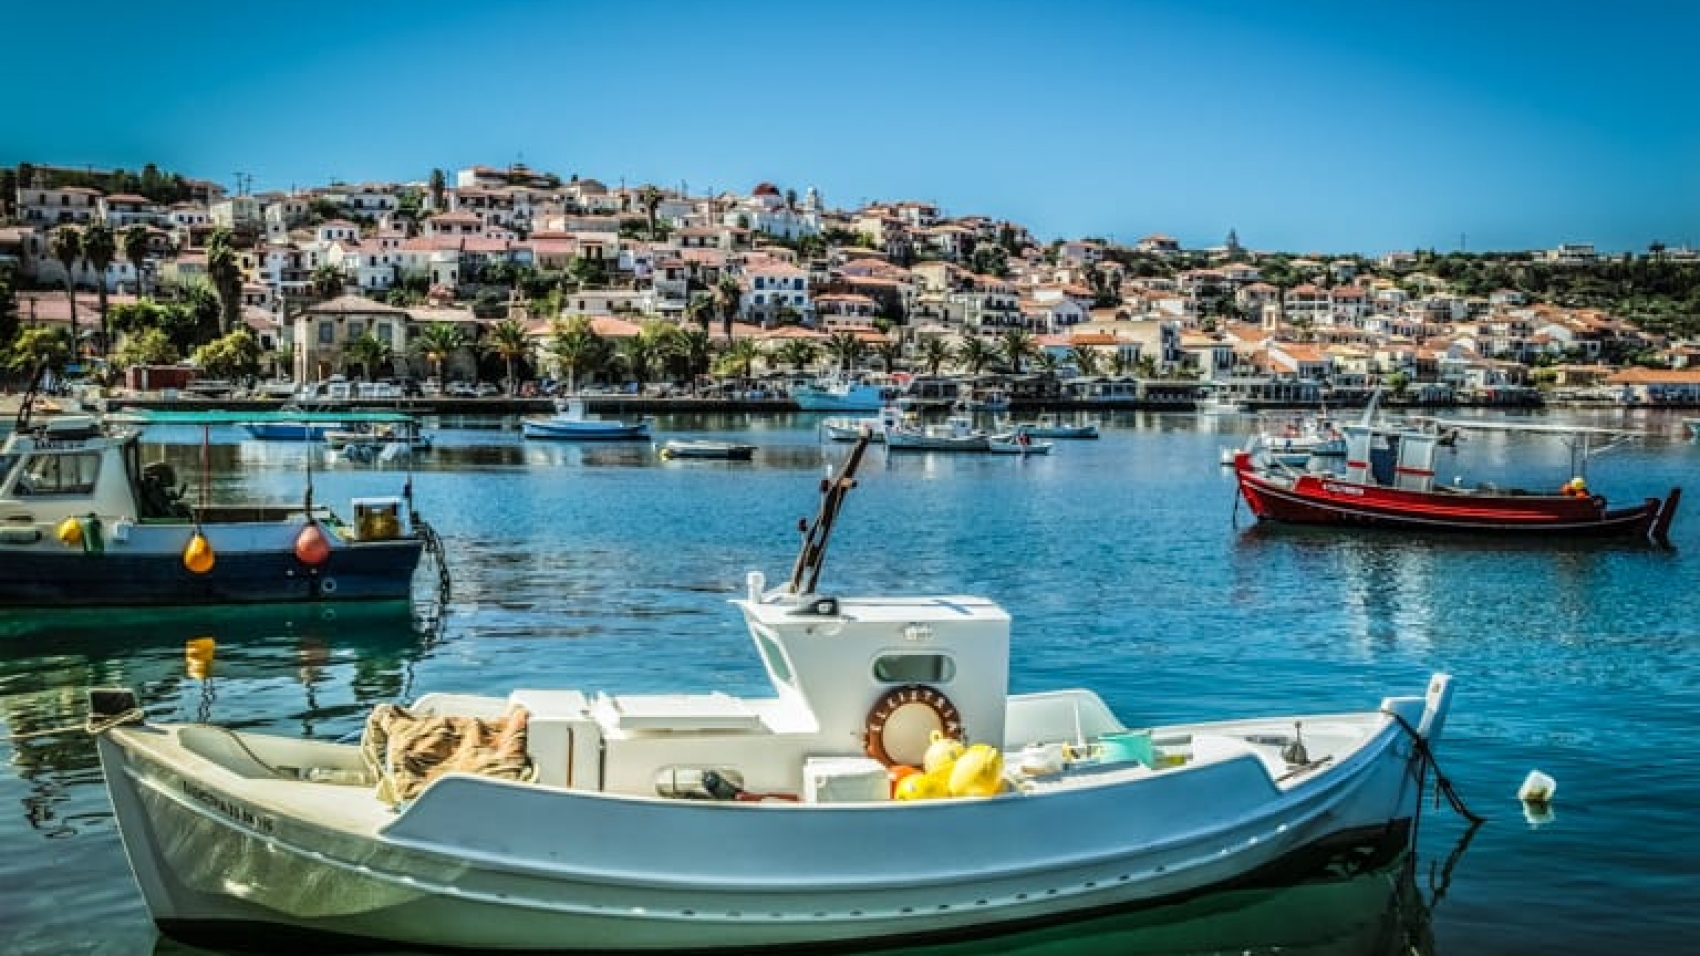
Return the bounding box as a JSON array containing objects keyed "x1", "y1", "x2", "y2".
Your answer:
[
  {"x1": 887, "y1": 764, "x2": 921, "y2": 797},
  {"x1": 184, "y1": 637, "x2": 216, "y2": 680},
  {"x1": 295, "y1": 523, "x2": 330, "y2": 566},
  {"x1": 182, "y1": 531, "x2": 215, "y2": 574}
]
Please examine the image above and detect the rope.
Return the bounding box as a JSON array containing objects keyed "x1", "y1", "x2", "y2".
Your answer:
[
  {"x1": 1384, "y1": 708, "x2": 1484, "y2": 824},
  {"x1": 5, "y1": 707, "x2": 146, "y2": 742}
]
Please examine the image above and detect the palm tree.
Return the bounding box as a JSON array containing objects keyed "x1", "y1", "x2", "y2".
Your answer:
[
  {"x1": 82, "y1": 222, "x2": 116, "y2": 358},
  {"x1": 996, "y1": 328, "x2": 1039, "y2": 374},
  {"x1": 49, "y1": 226, "x2": 83, "y2": 357},
  {"x1": 955, "y1": 336, "x2": 997, "y2": 375},
  {"x1": 545, "y1": 315, "x2": 608, "y2": 394},
  {"x1": 1067, "y1": 345, "x2": 1102, "y2": 377},
  {"x1": 667, "y1": 325, "x2": 714, "y2": 390},
  {"x1": 822, "y1": 331, "x2": 867, "y2": 373},
  {"x1": 412, "y1": 322, "x2": 470, "y2": 385},
  {"x1": 428, "y1": 168, "x2": 447, "y2": 211},
  {"x1": 872, "y1": 339, "x2": 902, "y2": 375},
  {"x1": 311, "y1": 264, "x2": 346, "y2": 300},
  {"x1": 713, "y1": 275, "x2": 742, "y2": 340},
  {"x1": 639, "y1": 185, "x2": 664, "y2": 240},
  {"x1": 773, "y1": 338, "x2": 820, "y2": 373},
  {"x1": 920, "y1": 337, "x2": 953, "y2": 375},
  {"x1": 684, "y1": 292, "x2": 715, "y2": 333},
  {"x1": 716, "y1": 338, "x2": 762, "y2": 382},
  {"x1": 122, "y1": 224, "x2": 151, "y2": 296},
  {"x1": 205, "y1": 228, "x2": 243, "y2": 335},
  {"x1": 344, "y1": 333, "x2": 393, "y2": 381},
  {"x1": 621, "y1": 320, "x2": 679, "y2": 389},
  {"x1": 484, "y1": 317, "x2": 533, "y2": 393}
]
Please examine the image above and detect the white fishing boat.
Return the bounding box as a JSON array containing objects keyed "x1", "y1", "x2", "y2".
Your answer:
[
  {"x1": 987, "y1": 432, "x2": 1053, "y2": 455},
  {"x1": 0, "y1": 396, "x2": 436, "y2": 607},
  {"x1": 1013, "y1": 412, "x2": 1099, "y2": 439},
  {"x1": 521, "y1": 399, "x2": 651, "y2": 441},
  {"x1": 883, "y1": 413, "x2": 992, "y2": 451},
  {"x1": 92, "y1": 437, "x2": 1460, "y2": 953},
  {"x1": 820, "y1": 405, "x2": 903, "y2": 442}
]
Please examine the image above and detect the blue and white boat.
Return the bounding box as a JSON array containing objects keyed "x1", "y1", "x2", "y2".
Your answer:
[
  {"x1": 793, "y1": 377, "x2": 895, "y2": 412},
  {"x1": 521, "y1": 399, "x2": 651, "y2": 441}
]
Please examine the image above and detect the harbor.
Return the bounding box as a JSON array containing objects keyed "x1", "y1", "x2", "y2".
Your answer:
[{"x1": 1, "y1": 406, "x2": 1697, "y2": 955}]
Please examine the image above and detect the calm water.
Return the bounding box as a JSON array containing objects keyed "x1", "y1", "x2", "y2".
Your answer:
[{"x1": 2, "y1": 407, "x2": 1697, "y2": 956}]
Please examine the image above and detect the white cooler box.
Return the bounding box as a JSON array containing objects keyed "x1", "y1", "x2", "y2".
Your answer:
[{"x1": 803, "y1": 756, "x2": 890, "y2": 803}]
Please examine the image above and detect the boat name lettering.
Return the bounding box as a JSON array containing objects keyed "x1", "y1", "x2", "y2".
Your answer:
[
  {"x1": 32, "y1": 439, "x2": 88, "y2": 451},
  {"x1": 1321, "y1": 482, "x2": 1365, "y2": 497},
  {"x1": 180, "y1": 779, "x2": 275, "y2": 834}
]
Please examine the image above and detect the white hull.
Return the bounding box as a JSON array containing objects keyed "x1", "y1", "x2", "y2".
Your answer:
[{"x1": 96, "y1": 678, "x2": 1448, "y2": 952}]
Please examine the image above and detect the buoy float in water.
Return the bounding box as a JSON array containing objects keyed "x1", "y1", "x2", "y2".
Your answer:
[
  {"x1": 1518, "y1": 769, "x2": 1557, "y2": 805},
  {"x1": 182, "y1": 532, "x2": 215, "y2": 574},
  {"x1": 295, "y1": 523, "x2": 330, "y2": 565},
  {"x1": 184, "y1": 637, "x2": 216, "y2": 680}
]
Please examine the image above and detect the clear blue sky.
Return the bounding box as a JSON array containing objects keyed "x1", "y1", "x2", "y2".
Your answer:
[{"x1": 9, "y1": 0, "x2": 1696, "y2": 255}]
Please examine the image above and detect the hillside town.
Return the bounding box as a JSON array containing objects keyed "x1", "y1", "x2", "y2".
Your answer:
[{"x1": 3, "y1": 159, "x2": 1700, "y2": 406}]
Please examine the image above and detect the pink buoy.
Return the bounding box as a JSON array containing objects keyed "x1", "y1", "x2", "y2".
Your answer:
[{"x1": 294, "y1": 523, "x2": 330, "y2": 566}]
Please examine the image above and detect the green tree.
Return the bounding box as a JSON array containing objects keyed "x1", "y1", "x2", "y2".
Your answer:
[
  {"x1": 82, "y1": 221, "x2": 117, "y2": 357},
  {"x1": 428, "y1": 168, "x2": 446, "y2": 210},
  {"x1": 955, "y1": 336, "x2": 997, "y2": 375},
  {"x1": 546, "y1": 315, "x2": 610, "y2": 394},
  {"x1": 920, "y1": 337, "x2": 953, "y2": 375},
  {"x1": 121, "y1": 224, "x2": 151, "y2": 297},
  {"x1": 872, "y1": 339, "x2": 902, "y2": 374},
  {"x1": 49, "y1": 226, "x2": 83, "y2": 358},
  {"x1": 205, "y1": 228, "x2": 243, "y2": 335},
  {"x1": 665, "y1": 325, "x2": 713, "y2": 388},
  {"x1": 713, "y1": 275, "x2": 742, "y2": 340},
  {"x1": 1067, "y1": 345, "x2": 1102, "y2": 377},
  {"x1": 773, "y1": 337, "x2": 820, "y2": 372},
  {"x1": 412, "y1": 322, "x2": 470, "y2": 384},
  {"x1": 996, "y1": 328, "x2": 1039, "y2": 374},
  {"x1": 639, "y1": 185, "x2": 664, "y2": 240},
  {"x1": 344, "y1": 332, "x2": 393, "y2": 381},
  {"x1": 190, "y1": 329, "x2": 262, "y2": 381},
  {"x1": 112, "y1": 326, "x2": 180, "y2": 369},
  {"x1": 5, "y1": 327, "x2": 72, "y2": 377},
  {"x1": 823, "y1": 331, "x2": 866, "y2": 372},
  {"x1": 312, "y1": 264, "x2": 346, "y2": 299},
  {"x1": 484, "y1": 318, "x2": 533, "y2": 393},
  {"x1": 715, "y1": 338, "x2": 762, "y2": 381}
]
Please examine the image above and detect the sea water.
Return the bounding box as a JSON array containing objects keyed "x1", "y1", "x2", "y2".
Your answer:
[{"x1": 1, "y1": 406, "x2": 1697, "y2": 955}]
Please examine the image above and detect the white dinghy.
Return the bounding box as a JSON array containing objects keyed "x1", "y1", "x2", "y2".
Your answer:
[{"x1": 92, "y1": 436, "x2": 1460, "y2": 953}]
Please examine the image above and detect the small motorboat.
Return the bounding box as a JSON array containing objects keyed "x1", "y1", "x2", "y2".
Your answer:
[
  {"x1": 521, "y1": 399, "x2": 651, "y2": 441},
  {"x1": 884, "y1": 413, "x2": 992, "y2": 452},
  {"x1": 658, "y1": 439, "x2": 756, "y2": 461},
  {"x1": 0, "y1": 393, "x2": 438, "y2": 606},
  {"x1": 92, "y1": 436, "x2": 1463, "y2": 953},
  {"x1": 987, "y1": 432, "x2": 1053, "y2": 455},
  {"x1": 1013, "y1": 413, "x2": 1099, "y2": 439}
]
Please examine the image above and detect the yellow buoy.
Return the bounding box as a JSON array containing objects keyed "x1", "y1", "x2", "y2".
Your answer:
[
  {"x1": 893, "y1": 765, "x2": 951, "y2": 801},
  {"x1": 923, "y1": 731, "x2": 965, "y2": 775},
  {"x1": 295, "y1": 523, "x2": 330, "y2": 566},
  {"x1": 183, "y1": 531, "x2": 215, "y2": 574},
  {"x1": 56, "y1": 516, "x2": 83, "y2": 547},
  {"x1": 185, "y1": 637, "x2": 216, "y2": 680},
  {"x1": 948, "y1": 743, "x2": 1005, "y2": 797}
]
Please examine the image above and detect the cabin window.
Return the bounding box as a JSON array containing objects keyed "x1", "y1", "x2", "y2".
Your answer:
[
  {"x1": 17, "y1": 451, "x2": 100, "y2": 496},
  {"x1": 874, "y1": 654, "x2": 955, "y2": 684}
]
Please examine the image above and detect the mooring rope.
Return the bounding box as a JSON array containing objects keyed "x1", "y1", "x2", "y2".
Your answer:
[{"x1": 1384, "y1": 708, "x2": 1484, "y2": 824}]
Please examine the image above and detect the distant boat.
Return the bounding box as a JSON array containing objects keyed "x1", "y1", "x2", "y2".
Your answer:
[
  {"x1": 793, "y1": 378, "x2": 894, "y2": 412},
  {"x1": 987, "y1": 432, "x2": 1053, "y2": 456},
  {"x1": 1013, "y1": 413, "x2": 1099, "y2": 440},
  {"x1": 884, "y1": 414, "x2": 993, "y2": 452},
  {"x1": 521, "y1": 399, "x2": 651, "y2": 441},
  {"x1": 659, "y1": 439, "x2": 756, "y2": 461},
  {"x1": 821, "y1": 406, "x2": 903, "y2": 443}
]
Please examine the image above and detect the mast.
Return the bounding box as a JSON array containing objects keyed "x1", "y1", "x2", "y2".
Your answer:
[{"x1": 787, "y1": 434, "x2": 871, "y2": 595}]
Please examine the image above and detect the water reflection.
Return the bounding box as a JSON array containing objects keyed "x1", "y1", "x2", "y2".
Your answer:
[{"x1": 1, "y1": 602, "x2": 432, "y2": 839}]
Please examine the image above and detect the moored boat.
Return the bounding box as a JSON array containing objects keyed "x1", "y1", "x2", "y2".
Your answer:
[
  {"x1": 1234, "y1": 418, "x2": 1680, "y2": 542},
  {"x1": 658, "y1": 439, "x2": 756, "y2": 461},
  {"x1": 521, "y1": 399, "x2": 651, "y2": 441},
  {"x1": 791, "y1": 376, "x2": 894, "y2": 412},
  {"x1": 884, "y1": 413, "x2": 992, "y2": 452},
  {"x1": 91, "y1": 436, "x2": 1463, "y2": 954},
  {"x1": 1, "y1": 402, "x2": 439, "y2": 607},
  {"x1": 987, "y1": 432, "x2": 1053, "y2": 455},
  {"x1": 1014, "y1": 413, "x2": 1099, "y2": 439},
  {"x1": 820, "y1": 405, "x2": 903, "y2": 442}
]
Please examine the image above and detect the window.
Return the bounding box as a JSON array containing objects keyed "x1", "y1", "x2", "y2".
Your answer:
[
  {"x1": 377, "y1": 323, "x2": 394, "y2": 344},
  {"x1": 318, "y1": 321, "x2": 335, "y2": 344},
  {"x1": 16, "y1": 452, "x2": 100, "y2": 496},
  {"x1": 873, "y1": 654, "x2": 955, "y2": 683},
  {"x1": 348, "y1": 321, "x2": 364, "y2": 339}
]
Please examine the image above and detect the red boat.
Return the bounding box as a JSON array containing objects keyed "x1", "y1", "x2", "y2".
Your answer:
[{"x1": 1233, "y1": 420, "x2": 1679, "y2": 543}]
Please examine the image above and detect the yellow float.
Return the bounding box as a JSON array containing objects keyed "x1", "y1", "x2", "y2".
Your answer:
[
  {"x1": 948, "y1": 743, "x2": 1005, "y2": 797},
  {"x1": 182, "y1": 532, "x2": 215, "y2": 574}
]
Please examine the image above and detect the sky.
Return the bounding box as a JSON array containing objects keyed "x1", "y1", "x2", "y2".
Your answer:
[{"x1": 8, "y1": 0, "x2": 1697, "y2": 256}]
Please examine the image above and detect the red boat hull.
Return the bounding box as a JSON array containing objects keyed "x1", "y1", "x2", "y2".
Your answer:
[{"x1": 1234, "y1": 453, "x2": 1678, "y2": 541}]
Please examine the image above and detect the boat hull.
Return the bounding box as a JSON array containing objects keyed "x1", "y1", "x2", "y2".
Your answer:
[
  {"x1": 521, "y1": 421, "x2": 651, "y2": 440},
  {"x1": 1235, "y1": 455, "x2": 1673, "y2": 539},
  {"x1": 96, "y1": 694, "x2": 1438, "y2": 953},
  {"x1": 0, "y1": 520, "x2": 422, "y2": 606}
]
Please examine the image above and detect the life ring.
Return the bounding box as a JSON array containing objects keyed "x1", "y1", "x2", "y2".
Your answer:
[{"x1": 863, "y1": 684, "x2": 964, "y2": 767}]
